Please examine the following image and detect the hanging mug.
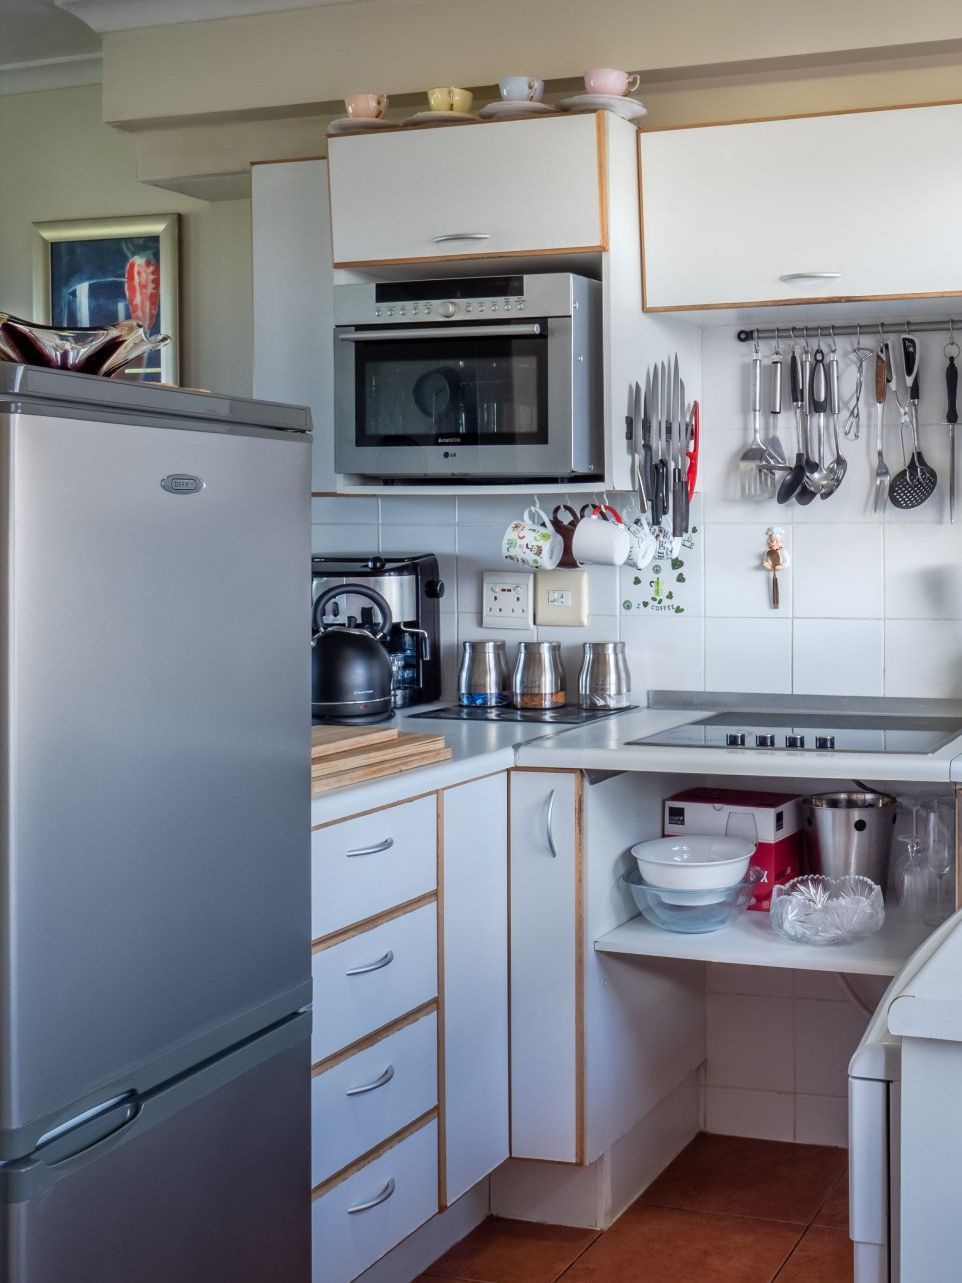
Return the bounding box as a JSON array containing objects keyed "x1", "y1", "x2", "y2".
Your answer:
[
  {"x1": 571, "y1": 504, "x2": 630, "y2": 566},
  {"x1": 502, "y1": 505, "x2": 563, "y2": 569},
  {"x1": 625, "y1": 517, "x2": 657, "y2": 569},
  {"x1": 550, "y1": 504, "x2": 582, "y2": 568}
]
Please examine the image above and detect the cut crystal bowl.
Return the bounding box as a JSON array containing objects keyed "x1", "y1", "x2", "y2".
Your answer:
[{"x1": 769, "y1": 874, "x2": 884, "y2": 946}]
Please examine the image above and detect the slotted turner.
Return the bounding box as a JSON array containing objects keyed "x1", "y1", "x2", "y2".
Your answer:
[
  {"x1": 889, "y1": 336, "x2": 937, "y2": 509},
  {"x1": 740, "y1": 348, "x2": 775, "y2": 498}
]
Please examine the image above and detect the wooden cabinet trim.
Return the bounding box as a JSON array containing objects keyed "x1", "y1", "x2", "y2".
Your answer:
[
  {"x1": 310, "y1": 1107, "x2": 439, "y2": 1198},
  {"x1": 310, "y1": 998, "x2": 437, "y2": 1076},
  {"x1": 312, "y1": 789, "x2": 437, "y2": 832},
  {"x1": 436, "y1": 790, "x2": 448, "y2": 1210},
  {"x1": 312, "y1": 890, "x2": 437, "y2": 951}
]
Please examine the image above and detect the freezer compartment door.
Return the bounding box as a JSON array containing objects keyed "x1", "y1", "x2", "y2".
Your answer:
[
  {"x1": 0, "y1": 410, "x2": 311, "y2": 1154},
  {"x1": 1, "y1": 1015, "x2": 310, "y2": 1283}
]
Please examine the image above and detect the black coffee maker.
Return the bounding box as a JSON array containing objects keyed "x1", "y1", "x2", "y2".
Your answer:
[{"x1": 310, "y1": 554, "x2": 445, "y2": 710}]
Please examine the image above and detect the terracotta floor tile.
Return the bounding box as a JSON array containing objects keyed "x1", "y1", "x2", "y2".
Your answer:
[
  {"x1": 424, "y1": 1216, "x2": 599, "y2": 1283},
  {"x1": 557, "y1": 1206, "x2": 802, "y2": 1283},
  {"x1": 774, "y1": 1227, "x2": 853, "y2": 1281},
  {"x1": 638, "y1": 1133, "x2": 847, "y2": 1225},
  {"x1": 813, "y1": 1170, "x2": 849, "y2": 1229}
]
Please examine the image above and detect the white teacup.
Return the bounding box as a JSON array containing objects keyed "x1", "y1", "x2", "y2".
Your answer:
[
  {"x1": 502, "y1": 506, "x2": 562, "y2": 569},
  {"x1": 499, "y1": 76, "x2": 544, "y2": 103},
  {"x1": 571, "y1": 507, "x2": 630, "y2": 566}
]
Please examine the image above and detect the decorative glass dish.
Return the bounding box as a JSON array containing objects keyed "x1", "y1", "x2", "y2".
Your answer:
[
  {"x1": 622, "y1": 867, "x2": 761, "y2": 933},
  {"x1": 769, "y1": 874, "x2": 884, "y2": 946},
  {"x1": 0, "y1": 313, "x2": 170, "y2": 378}
]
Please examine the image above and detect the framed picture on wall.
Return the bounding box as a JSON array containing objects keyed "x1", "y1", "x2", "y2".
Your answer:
[{"x1": 32, "y1": 213, "x2": 180, "y2": 384}]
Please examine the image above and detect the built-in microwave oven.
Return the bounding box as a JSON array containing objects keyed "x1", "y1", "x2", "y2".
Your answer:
[{"x1": 333, "y1": 273, "x2": 602, "y2": 482}]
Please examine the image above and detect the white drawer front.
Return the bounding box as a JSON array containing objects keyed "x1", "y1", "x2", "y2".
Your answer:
[
  {"x1": 312, "y1": 796, "x2": 437, "y2": 941},
  {"x1": 311, "y1": 1010, "x2": 438, "y2": 1188},
  {"x1": 312, "y1": 902, "x2": 437, "y2": 1064},
  {"x1": 312, "y1": 1119, "x2": 438, "y2": 1283}
]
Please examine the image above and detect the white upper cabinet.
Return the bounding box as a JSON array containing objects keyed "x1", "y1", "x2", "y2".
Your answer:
[
  {"x1": 328, "y1": 114, "x2": 608, "y2": 266},
  {"x1": 640, "y1": 103, "x2": 962, "y2": 311}
]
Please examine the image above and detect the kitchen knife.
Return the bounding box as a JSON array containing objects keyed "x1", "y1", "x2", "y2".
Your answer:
[
  {"x1": 642, "y1": 370, "x2": 656, "y2": 513},
  {"x1": 625, "y1": 383, "x2": 634, "y2": 443},
  {"x1": 686, "y1": 399, "x2": 700, "y2": 502},
  {"x1": 948, "y1": 346, "x2": 959, "y2": 523},
  {"x1": 633, "y1": 380, "x2": 648, "y2": 512},
  {"x1": 672, "y1": 374, "x2": 687, "y2": 537},
  {"x1": 655, "y1": 360, "x2": 670, "y2": 526}
]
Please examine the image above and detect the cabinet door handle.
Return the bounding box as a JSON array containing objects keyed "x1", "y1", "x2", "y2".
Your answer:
[
  {"x1": 347, "y1": 1177, "x2": 396, "y2": 1214},
  {"x1": 345, "y1": 1064, "x2": 395, "y2": 1097},
  {"x1": 545, "y1": 789, "x2": 558, "y2": 859},
  {"x1": 346, "y1": 836, "x2": 394, "y2": 857},
  {"x1": 431, "y1": 232, "x2": 491, "y2": 243},
  {"x1": 345, "y1": 949, "x2": 395, "y2": 977},
  {"x1": 778, "y1": 272, "x2": 842, "y2": 282}
]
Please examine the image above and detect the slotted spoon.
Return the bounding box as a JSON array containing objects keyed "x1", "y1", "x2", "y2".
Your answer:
[{"x1": 889, "y1": 336, "x2": 937, "y2": 509}]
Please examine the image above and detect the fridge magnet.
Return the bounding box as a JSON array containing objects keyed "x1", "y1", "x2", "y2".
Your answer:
[{"x1": 33, "y1": 214, "x2": 180, "y2": 384}]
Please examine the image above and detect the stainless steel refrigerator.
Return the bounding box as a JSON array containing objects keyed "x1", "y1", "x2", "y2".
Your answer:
[{"x1": 0, "y1": 365, "x2": 312, "y2": 1282}]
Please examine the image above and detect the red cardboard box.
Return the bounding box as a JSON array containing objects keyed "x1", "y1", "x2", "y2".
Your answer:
[{"x1": 663, "y1": 787, "x2": 803, "y2": 911}]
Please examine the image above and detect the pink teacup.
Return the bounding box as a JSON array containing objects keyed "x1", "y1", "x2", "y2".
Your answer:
[
  {"x1": 583, "y1": 68, "x2": 640, "y2": 97},
  {"x1": 344, "y1": 92, "x2": 388, "y2": 119}
]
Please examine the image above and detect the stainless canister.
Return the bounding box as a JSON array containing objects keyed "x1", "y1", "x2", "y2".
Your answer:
[
  {"x1": 458, "y1": 639, "x2": 510, "y2": 707},
  {"x1": 578, "y1": 640, "x2": 631, "y2": 709},
  {"x1": 801, "y1": 791, "x2": 897, "y2": 884},
  {"x1": 512, "y1": 641, "x2": 566, "y2": 709}
]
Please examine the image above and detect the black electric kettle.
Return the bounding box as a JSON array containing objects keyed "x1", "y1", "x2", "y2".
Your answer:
[{"x1": 311, "y1": 585, "x2": 394, "y2": 724}]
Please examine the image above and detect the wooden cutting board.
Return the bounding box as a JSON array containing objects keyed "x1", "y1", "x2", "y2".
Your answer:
[
  {"x1": 310, "y1": 727, "x2": 452, "y2": 796},
  {"x1": 311, "y1": 723, "x2": 399, "y2": 760}
]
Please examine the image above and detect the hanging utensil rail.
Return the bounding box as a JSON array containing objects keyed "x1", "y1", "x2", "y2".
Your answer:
[{"x1": 737, "y1": 319, "x2": 961, "y2": 342}]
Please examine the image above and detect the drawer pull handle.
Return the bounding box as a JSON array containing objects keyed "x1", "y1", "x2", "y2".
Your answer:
[
  {"x1": 778, "y1": 272, "x2": 842, "y2": 282},
  {"x1": 431, "y1": 232, "x2": 491, "y2": 243},
  {"x1": 545, "y1": 789, "x2": 558, "y2": 860},
  {"x1": 346, "y1": 837, "x2": 394, "y2": 857},
  {"x1": 347, "y1": 1177, "x2": 396, "y2": 1214},
  {"x1": 346, "y1": 949, "x2": 395, "y2": 977},
  {"x1": 345, "y1": 1064, "x2": 395, "y2": 1097}
]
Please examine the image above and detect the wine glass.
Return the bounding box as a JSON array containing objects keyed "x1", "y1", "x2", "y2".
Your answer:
[
  {"x1": 895, "y1": 834, "x2": 936, "y2": 923},
  {"x1": 924, "y1": 799, "x2": 955, "y2": 925}
]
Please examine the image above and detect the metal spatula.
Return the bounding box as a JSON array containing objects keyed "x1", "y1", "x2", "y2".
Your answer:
[{"x1": 889, "y1": 336, "x2": 937, "y2": 509}]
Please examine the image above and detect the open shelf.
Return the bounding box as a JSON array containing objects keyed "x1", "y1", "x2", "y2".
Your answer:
[{"x1": 595, "y1": 911, "x2": 933, "y2": 976}]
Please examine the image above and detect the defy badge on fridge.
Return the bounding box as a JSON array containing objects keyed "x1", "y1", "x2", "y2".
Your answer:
[{"x1": 663, "y1": 787, "x2": 803, "y2": 910}]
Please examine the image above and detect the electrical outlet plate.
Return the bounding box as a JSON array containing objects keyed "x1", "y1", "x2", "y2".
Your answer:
[
  {"x1": 534, "y1": 568, "x2": 589, "y2": 627},
  {"x1": 482, "y1": 570, "x2": 534, "y2": 629}
]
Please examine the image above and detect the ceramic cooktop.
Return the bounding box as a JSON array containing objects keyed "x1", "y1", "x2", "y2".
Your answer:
[{"x1": 628, "y1": 711, "x2": 962, "y2": 755}]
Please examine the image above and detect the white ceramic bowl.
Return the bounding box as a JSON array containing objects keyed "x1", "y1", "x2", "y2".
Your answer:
[{"x1": 630, "y1": 836, "x2": 756, "y2": 892}]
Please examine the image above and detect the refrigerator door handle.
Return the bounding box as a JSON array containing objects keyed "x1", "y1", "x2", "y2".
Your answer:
[{"x1": 36, "y1": 1093, "x2": 141, "y2": 1166}]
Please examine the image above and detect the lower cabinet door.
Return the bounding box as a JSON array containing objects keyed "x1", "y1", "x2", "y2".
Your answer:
[
  {"x1": 311, "y1": 1010, "x2": 438, "y2": 1187},
  {"x1": 311, "y1": 1118, "x2": 439, "y2": 1283},
  {"x1": 509, "y1": 770, "x2": 580, "y2": 1163},
  {"x1": 442, "y1": 773, "x2": 509, "y2": 1204}
]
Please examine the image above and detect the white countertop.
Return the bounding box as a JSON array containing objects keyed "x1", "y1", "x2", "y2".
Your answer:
[
  {"x1": 889, "y1": 908, "x2": 962, "y2": 1042},
  {"x1": 515, "y1": 705, "x2": 962, "y2": 785}
]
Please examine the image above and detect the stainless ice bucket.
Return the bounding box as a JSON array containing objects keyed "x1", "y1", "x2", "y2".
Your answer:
[{"x1": 801, "y1": 791, "x2": 897, "y2": 884}]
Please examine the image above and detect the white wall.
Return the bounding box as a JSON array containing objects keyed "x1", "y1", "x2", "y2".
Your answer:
[{"x1": 0, "y1": 84, "x2": 253, "y2": 397}]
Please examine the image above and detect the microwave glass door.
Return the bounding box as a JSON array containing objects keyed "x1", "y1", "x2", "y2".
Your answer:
[{"x1": 351, "y1": 326, "x2": 549, "y2": 448}]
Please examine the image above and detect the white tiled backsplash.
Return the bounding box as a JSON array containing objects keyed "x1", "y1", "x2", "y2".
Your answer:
[
  {"x1": 313, "y1": 325, "x2": 962, "y2": 701},
  {"x1": 703, "y1": 964, "x2": 889, "y2": 1146}
]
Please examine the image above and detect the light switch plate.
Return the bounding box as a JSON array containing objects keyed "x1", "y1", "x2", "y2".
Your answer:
[
  {"x1": 535, "y1": 568, "x2": 589, "y2": 627},
  {"x1": 482, "y1": 570, "x2": 534, "y2": 629}
]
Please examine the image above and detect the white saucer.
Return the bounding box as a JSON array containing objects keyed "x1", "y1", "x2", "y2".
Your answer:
[
  {"x1": 479, "y1": 100, "x2": 557, "y2": 119},
  {"x1": 558, "y1": 94, "x2": 647, "y2": 122},
  {"x1": 327, "y1": 116, "x2": 396, "y2": 135},
  {"x1": 405, "y1": 111, "x2": 480, "y2": 126}
]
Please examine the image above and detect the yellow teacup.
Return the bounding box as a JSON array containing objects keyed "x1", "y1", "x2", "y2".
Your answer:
[{"x1": 427, "y1": 86, "x2": 473, "y2": 114}]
